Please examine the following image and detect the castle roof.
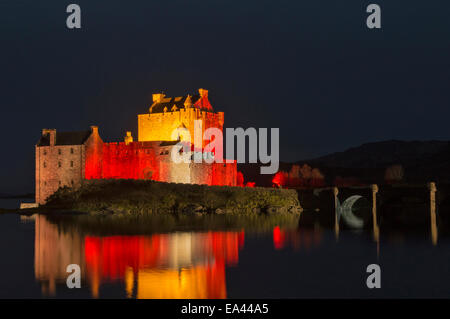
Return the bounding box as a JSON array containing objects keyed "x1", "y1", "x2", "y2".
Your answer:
[
  {"x1": 37, "y1": 130, "x2": 92, "y2": 146},
  {"x1": 150, "y1": 92, "x2": 214, "y2": 113}
]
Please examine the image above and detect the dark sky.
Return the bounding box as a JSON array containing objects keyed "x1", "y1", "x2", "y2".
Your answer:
[{"x1": 1, "y1": 1, "x2": 449, "y2": 193}]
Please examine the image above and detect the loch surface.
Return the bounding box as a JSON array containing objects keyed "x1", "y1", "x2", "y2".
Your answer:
[{"x1": 0, "y1": 202, "x2": 449, "y2": 298}]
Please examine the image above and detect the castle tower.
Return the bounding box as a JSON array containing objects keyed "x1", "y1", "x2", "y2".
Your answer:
[
  {"x1": 138, "y1": 89, "x2": 224, "y2": 148},
  {"x1": 35, "y1": 126, "x2": 103, "y2": 204}
]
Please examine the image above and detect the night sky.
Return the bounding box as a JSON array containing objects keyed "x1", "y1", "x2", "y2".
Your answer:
[{"x1": 1, "y1": 1, "x2": 449, "y2": 193}]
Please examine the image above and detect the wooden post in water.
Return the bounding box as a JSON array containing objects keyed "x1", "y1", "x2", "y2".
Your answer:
[
  {"x1": 371, "y1": 184, "x2": 379, "y2": 243},
  {"x1": 428, "y1": 182, "x2": 438, "y2": 246},
  {"x1": 333, "y1": 187, "x2": 339, "y2": 239}
]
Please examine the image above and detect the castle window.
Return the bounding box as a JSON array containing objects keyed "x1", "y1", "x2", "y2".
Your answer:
[
  {"x1": 43, "y1": 150, "x2": 47, "y2": 155},
  {"x1": 58, "y1": 161, "x2": 61, "y2": 168},
  {"x1": 58, "y1": 181, "x2": 61, "y2": 186},
  {"x1": 71, "y1": 180, "x2": 74, "y2": 185},
  {"x1": 70, "y1": 148, "x2": 74, "y2": 154},
  {"x1": 44, "y1": 181, "x2": 47, "y2": 186},
  {"x1": 70, "y1": 161, "x2": 74, "y2": 167},
  {"x1": 43, "y1": 162, "x2": 46, "y2": 168},
  {"x1": 58, "y1": 149, "x2": 61, "y2": 155}
]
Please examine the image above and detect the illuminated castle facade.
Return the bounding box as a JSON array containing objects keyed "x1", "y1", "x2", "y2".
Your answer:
[{"x1": 35, "y1": 89, "x2": 237, "y2": 204}]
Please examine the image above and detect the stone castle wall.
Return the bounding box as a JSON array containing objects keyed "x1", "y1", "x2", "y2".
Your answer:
[
  {"x1": 36, "y1": 90, "x2": 236, "y2": 205},
  {"x1": 138, "y1": 108, "x2": 224, "y2": 147},
  {"x1": 37, "y1": 138, "x2": 237, "y2": 204},
  {"x1": 36, "y1": 127, "x2": 103, "y2": 204},
  {"x1": 100, "y1": 141, "x2": 160, "y2": 180},
  {"x1": 190, "y1": 161, "x2": 237, "y2": 186},
  {"x1": 35, "y1": 144, "x2": 85, "y2": 204},
  {"x1": 93, "y1": 140, "x2": 237, "y2": 186},
  {"x1": 84, "y1": 126, "x2": 103, "y2": 179}
]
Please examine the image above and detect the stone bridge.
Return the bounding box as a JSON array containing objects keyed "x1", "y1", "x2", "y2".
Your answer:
[{"x1": 295, "y1": 182, "x2": 449, "y2": 245}]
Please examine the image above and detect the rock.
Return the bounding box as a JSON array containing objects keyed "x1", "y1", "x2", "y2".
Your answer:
[
  {"x1": 20, "y1": 203, "x2": 38, "y2": 209},
  {"x1": 266, "y1": 206, "x2": 288, "y2": 215},
  {"x1": 183, "y1": 204, "x2": 206, "y2": 215},
  {"x1": 288, "y1": 205, "x2": 303, "y2": 214},
  {"x1": 215, "y1": 208, "x2": 226, "y2": 214}
]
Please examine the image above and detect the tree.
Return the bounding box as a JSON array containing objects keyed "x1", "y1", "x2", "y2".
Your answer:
[
  {"x1": 237, "y1": 171, "x2": 245, "y2": 187},
  {"x1": 272, "y1": 171, "x2": 287, "y2": 188},
  {"x1": 384, "y1": 165, "x2": 404, "y2": 184},
  {"x1": 272, "y1": 164, "x2": 325, "y2": 188}
]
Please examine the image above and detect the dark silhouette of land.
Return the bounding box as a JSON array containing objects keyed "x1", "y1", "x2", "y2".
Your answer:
[{"x1": 239, "y1": 140, "x2": 450, "y2": 187}]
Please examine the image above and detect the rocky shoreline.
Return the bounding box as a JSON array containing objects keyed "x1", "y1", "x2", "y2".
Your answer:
[{"x1": 40, "y1": 179, "x2": 302, "y2": 216}]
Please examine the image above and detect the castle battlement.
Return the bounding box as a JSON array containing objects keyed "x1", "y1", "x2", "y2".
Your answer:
[{"x1": 138, "y1": 89, "x2": 224, "y2": 147}]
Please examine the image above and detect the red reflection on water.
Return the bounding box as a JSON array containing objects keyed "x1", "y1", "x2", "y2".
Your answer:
[
  {"x1": 273, "y1": 226, "x2": 286, "y2": 250},
  {"x1": 273, "y1": 227, "x2": 323, "y2": 251},
  {"x1": 84, "y1": 231, "x2": 244, "y2": 298},
  {"x1": 85, "y1": 236, "x2": 163, "y2": 280}
]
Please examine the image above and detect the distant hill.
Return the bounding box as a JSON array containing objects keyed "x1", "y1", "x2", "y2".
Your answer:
[
  {"x1": 307, "y1": 140, "x2": 450, "y2": 169},
  {"x1": 239, "y1": 140, "x2": 450, "y2": 186},
  {"x1": 304, "y1": 140, "x2": 450, "y2": 184}
]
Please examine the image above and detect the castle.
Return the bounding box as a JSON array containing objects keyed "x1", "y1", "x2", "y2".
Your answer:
[{"x1": 35, "y1": 89, "x2": 237, "y2": 205}]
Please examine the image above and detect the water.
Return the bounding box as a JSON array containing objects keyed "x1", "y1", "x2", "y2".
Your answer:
[{"x1": 0, "y1": 200, "x2": 449, "y2": 298}]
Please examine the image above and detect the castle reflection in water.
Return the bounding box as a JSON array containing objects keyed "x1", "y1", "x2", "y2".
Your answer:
[
  {"x1": 35, "y1": 215, "x2": 247, "y2": 298},
  {"x1": 33, "y1": 215, "x2": 316, "y2": 298}
]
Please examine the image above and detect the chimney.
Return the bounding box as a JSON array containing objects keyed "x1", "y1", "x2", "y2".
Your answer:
[
  {"x1": 42, "y1": 129, "x2": 56, "y2": 146},
  {"x1": 152, "y1": 93, "x2": 165, "y2": 103},
  {"x1": 124, "y1": 131, "x2": 133, "y2": 145},
  {"x1": 90, "y1": 125, "x2": 99, "y2": 135},
  {"x1": 198, "y1": 88, "x2": 208, "y2": 98}
]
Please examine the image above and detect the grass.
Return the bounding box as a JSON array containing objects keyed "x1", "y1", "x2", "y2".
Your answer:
[{"x1": 44, "y1": 179, "x2": 302, "y2": 215}]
